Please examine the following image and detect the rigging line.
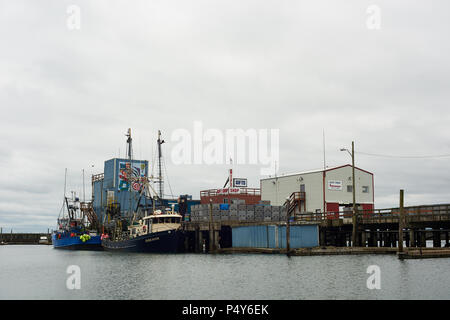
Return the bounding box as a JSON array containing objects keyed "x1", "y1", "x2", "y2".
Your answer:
[
  {"x1": 163, "y1": 158, "x2": 174, "y2": 199},
  {"x1": 151, "y1": 134, "x2": 156, "y2": 179},
  {"x1": 152, "y1": 148, "x2": 157, "y2": 179},
  {"x1": 356, "y1": 151, "x2": 450, "y2": 159},
  {"x1": 162, "y1": 149, "x2": 174, "y2": 199},
  {"x1": 57, "y1": 201, "x2": 65, "y2": 220}
]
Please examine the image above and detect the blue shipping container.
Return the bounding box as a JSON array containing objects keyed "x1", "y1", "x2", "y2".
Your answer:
[{"x1": 232, "y1": 225, "x2": 319, "y2": 249}]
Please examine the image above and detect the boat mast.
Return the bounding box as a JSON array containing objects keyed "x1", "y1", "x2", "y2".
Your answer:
[
  {"x1": 126, "y1": 128, "x2": 133, "y2": 218},
  {"x1": 157, "y1": 130, "x2": 165, "y2": 200},
  {"x1": 58, "y1": 168, "x2": 68, "y2": 222},
  {"x1": 82, "y1": 168, "x2": 85, "y2": 203},
  {"x1": 64, "y1": 168, "x2": 67, "y2": 201}
]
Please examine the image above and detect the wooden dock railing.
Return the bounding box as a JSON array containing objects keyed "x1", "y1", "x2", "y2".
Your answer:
[{"x1": 291, "y1": 204, "x2": 450, "y2": 223}]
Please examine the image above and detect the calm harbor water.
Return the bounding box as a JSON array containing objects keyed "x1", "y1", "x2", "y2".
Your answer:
[{"x1": 1, "y1": 245, "x2": 450, "y2": 299}]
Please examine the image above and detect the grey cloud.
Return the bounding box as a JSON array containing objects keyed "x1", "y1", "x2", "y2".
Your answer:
[{"x1": 1, "y1": 0, "x2": 450, "y2": 231}]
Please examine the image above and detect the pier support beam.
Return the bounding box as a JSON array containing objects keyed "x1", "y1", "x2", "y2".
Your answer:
[
  {"x1": 410, "y1": 229, "x2": 416, "y2": 247},
  {"x1": 368, "y1": 230, "x2": 375, "y2": 247},
  {"x1": 342, "y1": 232, "x2": 348, "y2": 247},
  {"x1": 445, "y1": 232, "x2": 449, "y2": 247},
  {"x1": 433, "y1": 230, "x2": 441, "y2": 248},
  {"x1": 184, "y1": 234, "x2": 189, "y2": 252},
  {"x1": 209, "y1": 230, "x2": 215, "y2": 252},
  {"x1": 382, "y1": 231, "x2": 389, "y2": 247},
  {"x1": 194, "y1": 227, "x2": 200, "y2": 253},
  {"x1": 405, "y1": 230, "x2": 410, "y2": 247},
  {"x1": 199, "y1": 231, "x2": 204, "y2": 253},
  {"x1": 419, "y1": 231, "x2": 426, "y2": 248},
  {"x1": 214, "y1": 230, "x2": 220, "y2": 250},
  {"x1": 319, "y1": 228, "x2": 326, "y2": 246},
  {"x1": 387, "y1": 232, "x2": 392, "y2": 247},
  {"x1": 361, "y1": 230, "x2": 367, "y2": 248}
]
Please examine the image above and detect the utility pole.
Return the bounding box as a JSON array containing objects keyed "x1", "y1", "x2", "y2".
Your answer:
[
  {"x1": 398, "y1": 189, "x2": 405, "y2": 254},
  {"x1": 323, "y1": 129, "x2": 326, "y2": 170},
  {"x1": 340, "y1": 143, "x2": 358, "y2": 246},
  {"x1": 285, "y1": 197, "x2": 291, "y2": 256},
  {"x1": 209, "y1": 199, "x2": 214, "y2": 253},
  {"x1": 351, "y1": 141, "x2": 358, "y2": 247}
]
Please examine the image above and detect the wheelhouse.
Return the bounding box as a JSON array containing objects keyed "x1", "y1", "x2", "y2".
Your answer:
[{"x1": 142, "y1": 214, "x2": 182, "y2": 227}]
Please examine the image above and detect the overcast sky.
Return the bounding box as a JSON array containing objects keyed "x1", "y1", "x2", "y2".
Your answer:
[{"x1": 1, "y1": 0, "x2": 450, "y2": 232}]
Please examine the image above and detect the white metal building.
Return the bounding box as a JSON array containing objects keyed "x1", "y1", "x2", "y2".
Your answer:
[{"x1": 260, "y1": 164, "x2": 374, "y2": 214}]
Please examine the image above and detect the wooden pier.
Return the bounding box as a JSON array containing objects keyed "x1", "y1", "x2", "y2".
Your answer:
[{"x1": 182, "y1": 198, "x2": 450, "y2": 258}]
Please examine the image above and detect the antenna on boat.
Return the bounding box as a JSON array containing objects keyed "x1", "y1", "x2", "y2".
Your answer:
[
  {"x1": 157, "y1": 130, "x2": 165, "y2": 200},
  {"x1": 126, "y1": 128, "x2": 133, "y2": 159}
]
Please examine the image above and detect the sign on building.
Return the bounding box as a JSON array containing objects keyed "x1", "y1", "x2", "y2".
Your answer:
[
  {"x1": 118, "y1": 161, "x2": 147, "y2": 191},
  {"x1": 233, "y1": 178, "x2": 247, "y2": 187},
  {"x1": 328, "y1": 180, "x2": 343, "y2": 191},
  {"x1": 217, "y1": 188, "x2": 241, "y2": 195}
]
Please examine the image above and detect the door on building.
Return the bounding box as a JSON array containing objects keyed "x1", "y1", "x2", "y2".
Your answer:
[{"x1": 326, "y1": 202, "x2": 340, "y2": 219}]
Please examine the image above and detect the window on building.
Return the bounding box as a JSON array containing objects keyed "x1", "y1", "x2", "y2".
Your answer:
[
  {"x1": 362, "y1": 186, "x2": 369, "y2": 193},
  {"x1": 347, "y1": 185, "x2": 353, "y2": 192}
]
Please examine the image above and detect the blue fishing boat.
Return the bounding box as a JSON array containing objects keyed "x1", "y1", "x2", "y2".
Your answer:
[
  {"x1": 52, "y1": 230, "x2": 102, "y2": 250},
  {"x1": 53, "y1": 181, "x2": 102, "y2": 250}
]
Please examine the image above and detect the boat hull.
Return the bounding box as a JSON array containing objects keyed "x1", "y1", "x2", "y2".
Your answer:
[
  {"x1": 52, "y1": 234, "x2": 103, "y2": 250},
  {"x1": 102, "y1": 229, "x2": 183, "y2": 253}
]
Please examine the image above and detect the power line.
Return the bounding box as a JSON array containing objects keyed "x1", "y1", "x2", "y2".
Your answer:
[{"x1": 357, "y1": 151, "x2": 450, "y2": 159}]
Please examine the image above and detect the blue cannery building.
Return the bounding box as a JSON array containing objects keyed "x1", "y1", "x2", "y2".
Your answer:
[
  {"x1": 92, "y1": 158, "x2": 150, "y2": 223},
  {"x1": 91, "y1": 158, "x2": 200, "y2": 223}
]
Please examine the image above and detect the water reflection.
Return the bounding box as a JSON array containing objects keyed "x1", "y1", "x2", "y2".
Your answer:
[{"x1": 1, "y1": 246, "x2": 450, "y2": 299}]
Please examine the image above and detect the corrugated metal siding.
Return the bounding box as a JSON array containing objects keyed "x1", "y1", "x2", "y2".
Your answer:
[
  {"x1": 278, "y1": 225, "x2": 319, "y2": 248},
  {"x1": 232, "y1": 225, "x2": 319, "y2": 249},
  {"x1": 232, "y1": 225, "x2": 269, "y2": 248}
]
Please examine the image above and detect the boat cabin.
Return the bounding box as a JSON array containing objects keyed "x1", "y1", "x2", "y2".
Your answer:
[{"x1": 128, "y1": 213, "x2": 182, "y2": 238}]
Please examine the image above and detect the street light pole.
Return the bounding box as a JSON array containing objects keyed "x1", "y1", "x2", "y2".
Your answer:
[
  {"x1": 351, "y1": 141, "x2": 358, "y2": 247},
  {"x1": 341, "y1": 142, "x2": 358, "y2": 247}
]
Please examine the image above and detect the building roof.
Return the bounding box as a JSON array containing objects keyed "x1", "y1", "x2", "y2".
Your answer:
[{"x1": 261, "y1": 164, "x2": 373, "y2": 181}]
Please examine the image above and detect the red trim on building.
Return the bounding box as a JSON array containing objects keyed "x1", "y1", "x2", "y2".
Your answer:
[
  {"x1": 372, "y1": 174, "x2": 375, "y2": 208},
  {"x1": 324, "y1": 164, "x2": 374, "y2": 176}
]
